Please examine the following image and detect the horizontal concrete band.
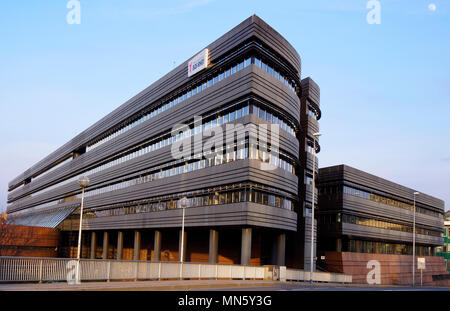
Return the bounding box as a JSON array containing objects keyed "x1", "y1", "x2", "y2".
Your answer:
[
  {"x1": 8, "y1": 159, "x2": 299, "y2": 214},
  {"x1": 341, "y1": 196, "x2": 444, "y2": 229},
  {"x1": 319, "y1": 165, "x2": 444, "y2": 211},
  {"x1": 8, "y1": 111, "x2": 299, "y2": 206},
  {"x1": 83, "y1": 202, "x2": 298, "y2": 231},
  {"x1": 341, "y1": 223, "x2": 443, "y2": 246}
]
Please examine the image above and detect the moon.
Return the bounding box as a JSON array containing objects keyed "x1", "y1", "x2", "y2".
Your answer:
[{"x1": 428, "y1": 3, "x2": 437, "y2": 11}]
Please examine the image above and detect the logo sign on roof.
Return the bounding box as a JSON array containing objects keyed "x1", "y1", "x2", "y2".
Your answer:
[{"x1": 188, "y1": 49, "x2": 209, "y2": 77}]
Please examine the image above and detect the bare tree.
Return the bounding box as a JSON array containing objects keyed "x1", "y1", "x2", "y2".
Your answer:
[
  {"x1": 0, "y1": 221, "x2": 39, "y2": 257},
  {"x1": 0, "y1": 188, "x2": 6, "y2": 215}
]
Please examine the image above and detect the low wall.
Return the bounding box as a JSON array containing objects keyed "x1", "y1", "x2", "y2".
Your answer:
[{"x1": 322, "y1": 251, "x2": 450, "y2": 286}]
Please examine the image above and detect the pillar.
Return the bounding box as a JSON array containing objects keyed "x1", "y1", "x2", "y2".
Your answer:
[
  {"x1": 117, "y1": 231, "x2": 123, "y2": 260},
  {"x1": 90, "y1": 231, "x2": 97, "y2": 259},
  {"x1": 240, "y1": 228, "x2": 252, "y2": 265},
  {"x1": 133, "y1": 230, "x2": 141, "y2": 260},
  {"x1": 276, "y1": 233, "x2": 286, "y2": 266},
  {"x1": 304, "y1": 217, "x2": 317, "y2": 271},
  {"x1": 336, "y1": 238, "x2": 342, "y2": 252},
  {"x1": 102, "y1": 231, "x2": 109, "y2": 259},
  {"x1": 179, "y1": 229, "x2": 187, "y2": 261},
  {"x1": 209, "y1": 229, "x2": 219, "y2": 263},
  {"x1": 153, "y1": 230, "x2": 162, "y2": 261}
]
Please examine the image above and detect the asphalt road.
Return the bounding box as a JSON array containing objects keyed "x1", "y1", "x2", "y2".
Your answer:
[
  {"x1": 0, "y1": 280, "x2": 449, "y2": 291},
  {"x1": 208, "y1": 285, "x2": 450, "y2": 291}
]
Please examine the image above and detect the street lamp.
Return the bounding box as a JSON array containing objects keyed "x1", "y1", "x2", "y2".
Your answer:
[
  {"x1": 75, "y1": 176, "x2": 90, "y2": 284},
  {"x1": 179, "y1": 196, "x2": 188, "y2": 279},
  {"x1": 310, "y1": 132, "x2": 321, "y2": 283},
  {"x1": 412, "y1": 191, "x2": 420, "y2": 287}
]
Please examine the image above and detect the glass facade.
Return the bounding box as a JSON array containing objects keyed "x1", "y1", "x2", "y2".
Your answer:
[
  {"x1": 8, "y1": 35, "x2": 304, "y2": 235},
  {"x1": 307, "y1": 106, "x2": 317, "y2": 119},
  {"x1": 319, "y1": 184, "x2": 442, "y2": 218},
  {"x1": 86, "y1": 53, "x2": 297, "y2": 153},
  {"x1": 92, "y1": 182, "x2": 295, "y2": 218},
  {"x1": 252, "y1": 103, "x2": 295, "y2": 136},
  {"x1": 346, "y1": 239, "x2": 432, "y2": 256},
  {"x1": 15, "y1": 97, "x2": 298, "y2": 202},
  {"x1": 253, "y1": 57, "x2": 296, "y2": 93},
  {"x1": 18, "y1": 136, "x2": 297, "y2": 213},
  {"x1": 14, "y1": 41, "x2": 301, "y2": 189},
  {"x1": 337, "y1": 213, "x2": 442, "y2": 237}
]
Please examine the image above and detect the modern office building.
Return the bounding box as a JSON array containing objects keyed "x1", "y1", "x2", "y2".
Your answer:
[
  {"x1": 6, "y1": 15, "x2": 321, "y2": 268},
  {"x1": 317, "y1": 164, "x2": 447, "y2": 285},
  {"x1": 436, "y1": 221, "x2": 450, "y2": 272}
]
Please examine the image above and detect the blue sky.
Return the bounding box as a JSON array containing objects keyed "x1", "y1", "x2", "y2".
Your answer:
[{"x1": 0, "y1": 0, "x2": 449, "y2": 213}]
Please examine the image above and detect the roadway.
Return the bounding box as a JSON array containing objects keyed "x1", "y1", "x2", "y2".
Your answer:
[{"x1": 0, "y1": 280, "x2": 449, "y2": 291}]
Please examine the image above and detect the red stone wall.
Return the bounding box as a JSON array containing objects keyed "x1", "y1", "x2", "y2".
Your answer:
[
  {"x1": 0, "y1": 224, "x2": 60, "y2": 257},
  {"x1": 322, "y1": 251, "x2": 450, "y2": 286}
]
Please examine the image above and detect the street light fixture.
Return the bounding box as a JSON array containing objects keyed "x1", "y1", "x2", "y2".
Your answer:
[
  {"x1": 310, "y1": 132, "x2": 321, "y2": 283},
  {"x1": 412, "y1": 191, "x2": 420, "y2": 287},
  {"x1": 179, "y1": 196, "x2": 188, "y2": 279},
  {"x1": 75, "y1": 176, "x2": 90, "y2": 284}
]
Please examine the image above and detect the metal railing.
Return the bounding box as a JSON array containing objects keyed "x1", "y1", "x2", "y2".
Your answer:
[
  {"x1": 285, "y1": 268, "x2": 352, "y2": 283},
  {"x1": 0, "y1": 257, "x2": 352, "y2": 284}
]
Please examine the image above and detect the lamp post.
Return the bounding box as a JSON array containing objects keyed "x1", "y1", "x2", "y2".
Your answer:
[
  {"x1": 179, "y1": 196, "x2": 188, "y2": 279},
  {"x1": 412, "y1": 191, "x2": 420, "y2": 287},
  {"x1": 75, "y1": 176, "x2": 90, "y2": 284},
  {"x1": 310, "y1": 132, "x2": 321, "y2": 283}
]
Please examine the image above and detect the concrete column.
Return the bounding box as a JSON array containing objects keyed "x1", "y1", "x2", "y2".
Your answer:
[
  {"x1": 90, "y1": 231, "x2": 97, "y2": 259},
  {"x1": 179, "y1": 229, "x2": 187, "y2": 261},
  {"x1": 102, "y1": 231, "x2": 109, "y2": 259},
  {"x1": 304, "y1": 217, "x2": 317, "y2": 271},
  {"x1": 209, "y1": 229, "x2": 219, "y2": 263},
  {"x1": 336, "y1": 238, "x2": 342, "y2": 252},
  {"x1": 153, "y1": 230, "x2": 162, "y2": 261},
  {"x1": 240, "y1": 228, "x2": 252, "y2": 266},
  {"x1": 117, "y1": 231, "x2": 124, "y2": 260},
  {"x1": 133, "y1": 230, "x2": 141, "y2": 260},
  {"x1": 276, "y1": 233, "x2": 286, "y2": 266}
]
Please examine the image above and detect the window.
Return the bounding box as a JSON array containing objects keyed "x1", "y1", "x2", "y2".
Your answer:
[
  {"x1": 259, "y1": 108, "x2": 265, "y2": 120},
  {"x1": 229, "y1": 111, "x2": 235, "y2": 121},
  {"x1": 262, "y1": 62, "x2": 267, "y2": 71},
  {"x1": 243, "y1": 105, "x2": 249, "y2": 116},
  {"x1": 236, "y1": 108, "x2": 242, "y2": 119}
]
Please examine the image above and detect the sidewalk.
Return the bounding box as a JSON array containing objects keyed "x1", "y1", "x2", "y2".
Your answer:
[{"x1": 0, "y1": 280, "x2": 285, "y2": 291}]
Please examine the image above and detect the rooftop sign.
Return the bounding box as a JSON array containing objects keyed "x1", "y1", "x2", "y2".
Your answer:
[{"x1": 188, "y1": 49, "x2": 209, "y2": 77}]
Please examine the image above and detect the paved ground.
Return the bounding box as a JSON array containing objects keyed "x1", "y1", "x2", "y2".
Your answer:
[{"x1": 0, "y1": 280, "x2": 449, "y2": 291}]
